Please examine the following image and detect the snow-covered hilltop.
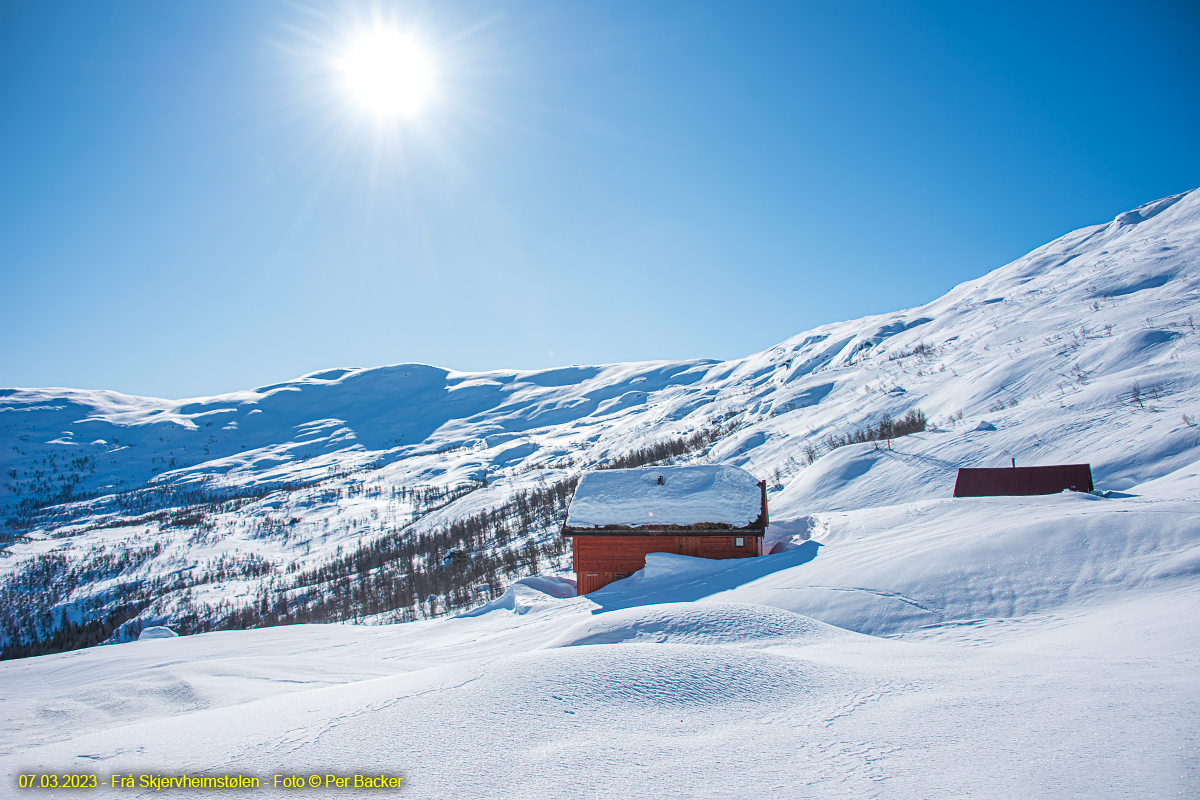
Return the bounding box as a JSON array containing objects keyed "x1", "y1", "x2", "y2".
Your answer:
[{"x1": 1, "y1": 189, "x2": 1198, "y2": 646}]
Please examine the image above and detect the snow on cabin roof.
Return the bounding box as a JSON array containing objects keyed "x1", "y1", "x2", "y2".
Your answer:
[{"x1": 565, "y1": 465, "x2": 763, "y2": 530}]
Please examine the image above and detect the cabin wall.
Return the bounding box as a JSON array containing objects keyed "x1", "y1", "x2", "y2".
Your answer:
[{"x1": 571, "y1": 534, "x2": 761, "y2": 595}]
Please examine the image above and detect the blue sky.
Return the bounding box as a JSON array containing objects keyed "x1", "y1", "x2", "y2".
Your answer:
[{"x1": 2, "y1": 0, "x2": 1198, "y2": 399}]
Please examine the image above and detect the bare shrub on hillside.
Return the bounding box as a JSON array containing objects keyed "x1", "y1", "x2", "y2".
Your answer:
[
  {"x1": 804, "y1": 408, "x2": 928, "y2": 464},
  {"x1": 888, "y1": 342, "x2": 937, "y2": 361}
]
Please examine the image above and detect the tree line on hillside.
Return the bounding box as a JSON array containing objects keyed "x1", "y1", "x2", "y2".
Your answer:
[
  {"x1": 598, "y1": 420, "x2": 738, "y2": 471},
  {"x1": 0, "y1": 476, "x2": 580, "y2": 659},
  {"x1": 0, "y1": 604, "x2": 146, "y2": 661},
  {"x1": 0, "y1": 543, "x2": 274, "y2": 660},
  {"x1": 3, "y1": 476, "x2": 324, "y2": 536},
  {"x1": 166, "y1": 477, "x2": 579, "y2": 633},
  {"x1": 804, "y1": 408, "x2": 927, "y2": 464}
]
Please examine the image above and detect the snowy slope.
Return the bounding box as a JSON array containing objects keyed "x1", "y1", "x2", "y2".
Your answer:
[{"x1": 1, "y1": 190, "x2": 1199, "y2": 797}]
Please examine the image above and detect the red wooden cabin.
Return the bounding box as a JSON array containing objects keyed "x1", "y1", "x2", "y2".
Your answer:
[
  {"x1": 561, "y1": 465, "x2": 768, "y2": 595},
  {"x1": 953, "y1": 463, "x2": 1094, "y2": 497}
]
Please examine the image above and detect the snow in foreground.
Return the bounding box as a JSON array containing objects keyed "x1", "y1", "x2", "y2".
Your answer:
[{"x1": 3, "y1": 466, "x2": 1197, "y2": 798}]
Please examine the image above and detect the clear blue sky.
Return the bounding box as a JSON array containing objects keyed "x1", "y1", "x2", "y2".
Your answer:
[{"x1": 2, "y1": 1, "x2": 1197, "y2": 399}]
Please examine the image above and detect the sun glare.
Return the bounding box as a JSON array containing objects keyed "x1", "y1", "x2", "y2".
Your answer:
[{"x1": 338, "y1": 30, "x2": 433, "y2": 118}]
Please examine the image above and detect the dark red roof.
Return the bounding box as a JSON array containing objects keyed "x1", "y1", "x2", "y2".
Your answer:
[{"x1": 953, "y1": 464, "x2": 1093, "y2": 497}]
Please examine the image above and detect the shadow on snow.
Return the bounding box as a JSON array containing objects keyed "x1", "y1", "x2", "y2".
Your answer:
[{"x1": 587, "y1": 541, "x2": 822, "y2": 613}]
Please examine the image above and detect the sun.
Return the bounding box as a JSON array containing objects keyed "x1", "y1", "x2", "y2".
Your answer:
[{"x1": 338, "y1": 30, "x2": 433, "y2": 118}]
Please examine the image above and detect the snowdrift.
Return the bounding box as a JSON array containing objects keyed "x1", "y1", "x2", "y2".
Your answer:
[{"x1": 546, "y1": 601, "x2": 852, "y2": 647}]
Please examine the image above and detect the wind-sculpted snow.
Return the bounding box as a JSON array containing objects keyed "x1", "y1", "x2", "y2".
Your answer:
[
  {"x1": 719, "y1": 473, "x2": 1200, "y2": 636},
  {"x1": 457, "y1": 576, "x2": 578, "y2": 617},
  {"x1": 490, "y1": 644, "x2": 826, "y2": 708},
  {"x1": 545, "y1": 602, "x2": 850, "y2": 647},
  {"x1": 136, "y1": 625, "x2": 177, "y2": 640}
]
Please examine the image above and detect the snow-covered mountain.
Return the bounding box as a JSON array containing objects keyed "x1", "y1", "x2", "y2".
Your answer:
[
  {"x1": 2, "y1": 188, "x2": 1199, "y2": 645},
  {"x1": 2, "y1": 190, "x2": 1198, "y2": 798}
]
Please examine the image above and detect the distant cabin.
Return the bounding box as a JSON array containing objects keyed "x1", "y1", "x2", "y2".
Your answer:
[
  {"x1": 953, "y1": 464, "x2": 1094, "y2": 497},
  {"x1": 561, "y1": 465, "x2": 767, "y2": 595}
]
